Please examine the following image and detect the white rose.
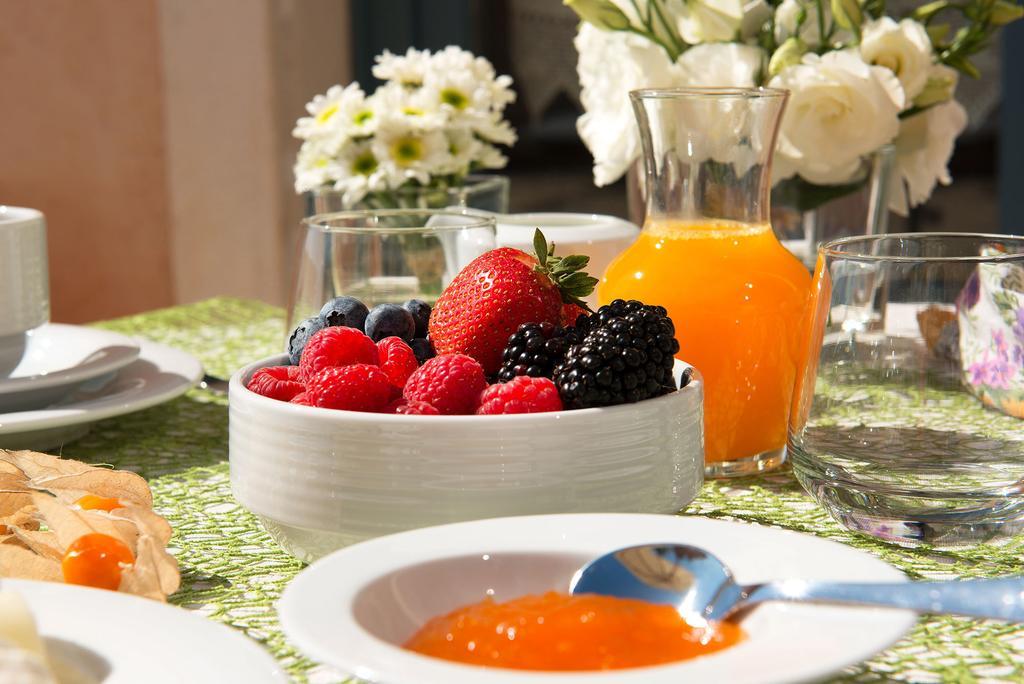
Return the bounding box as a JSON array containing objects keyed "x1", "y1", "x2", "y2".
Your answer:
[
  {"x1": 774, "y1": 0, "x2": 826, "y2": 45},
  {"x1": 769, "y1": 50, "x2": 905, "y2": 185},
  {"x1": 740, "y1": 0, "x2": 773, "y2": 39},
  {"x1": 575, "y1": 23, "x2": 686, "y2": 187},
  {"x1": 860, "y1": 18, "x2": 934, "y2": 102},
  {"x1": 678, "y1": 43, "x2": 764, "y2": 86},
  {"x1": 887, "y1": 99, "x2": 968, "y2": 215},
  {"x1": 677, "y1": 44, "x2": 769, "y2": 175},
  {"x1": 914, "y1": 63, "x2": 959, "y2": 108},
  {"x1": 668, "y1": 0, "x2": 745, "y2": 43}
]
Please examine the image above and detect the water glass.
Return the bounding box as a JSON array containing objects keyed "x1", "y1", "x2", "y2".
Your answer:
[
  {"x1": 790, "y1": 233, "x2": 1024, "y2": 546},
  {"x1": 287, "y1": 209, "x2": 496, "y2": 335}
]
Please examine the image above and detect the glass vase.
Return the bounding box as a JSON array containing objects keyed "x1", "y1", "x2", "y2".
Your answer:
[
  {"x1": 304, "y1": 174, "x2": 510, "y2": 216},
  {"x1": 770, "y1": 146, "x2": 896, "y2": 268},
  {"x1": 599, "y1": 88, "x2": 811, "y2": 478}
]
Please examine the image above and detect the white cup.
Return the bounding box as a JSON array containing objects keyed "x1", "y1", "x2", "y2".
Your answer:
[
  {"x1": 0, "y1": 207, "x2": 49, "y2": 376},
  {"x1": 495, "y1": 212, "x2": 640, "y2": 307}
]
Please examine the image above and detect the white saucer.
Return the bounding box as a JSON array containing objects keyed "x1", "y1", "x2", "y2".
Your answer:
[
  {"x1": 280, "y1": 513, "x2": 916, "y2": 684},
  {"x1": 3, "y1": 579, "x2": 288, "y2": 683},
  {"x1": 0, "y1": 338, "x2": 202, "y2": 450},
  {"x1": 0, "y1": 324, "x2": 141, "y2": 412}
]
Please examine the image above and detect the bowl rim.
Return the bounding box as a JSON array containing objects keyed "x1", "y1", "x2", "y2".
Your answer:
[{"x1": 229, "y1": 354, "x2": 700, "y2": 423}]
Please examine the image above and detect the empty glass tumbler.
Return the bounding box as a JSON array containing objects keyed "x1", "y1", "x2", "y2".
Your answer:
[
  {"x1": 287, "y1": 209, "x2": 497, "y2": 335},
  {"x1": 789, "y1": 233, "x2": 1024, "y2": 546}
]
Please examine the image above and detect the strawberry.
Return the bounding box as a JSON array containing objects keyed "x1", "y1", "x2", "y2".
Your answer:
[
  {"x1": 560, "y1": 302, "x2": 589, "y2": 328},
  {"x1": 428, "y1": 230, "x2": 596, "y2": 374}
]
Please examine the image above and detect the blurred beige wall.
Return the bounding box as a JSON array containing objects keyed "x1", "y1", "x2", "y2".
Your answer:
[{"x1": 0, "y1": 0, "x2": 352, "y2": 323}]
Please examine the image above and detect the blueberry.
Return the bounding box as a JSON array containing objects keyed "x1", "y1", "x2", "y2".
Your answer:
[
  {"x1": 409, "y1": 338, "x2": 436, "y2": 365},
  {"x1": 286, "y1": 316, "x2": 324, "y2": 365},
  {"x1": 402, "y1": 299, "x2": 432, "y2": 338},
  {"x1": 318, "y1": 296, "x2": 369, "y2": 331},
  {"x1": 364, "y1": 304, "x2": 416, "y2": 341}
]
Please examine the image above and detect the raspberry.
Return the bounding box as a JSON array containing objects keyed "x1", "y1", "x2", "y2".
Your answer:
[
  {"x1": 247, "y1": 366, "x2": 305, "y2": 402},
  {"x1": 289, "y1": 392, "x2": 312, "y2": 406},
  {"x1": 307, "y1": 364, "x2": 392, "y2": 412},
  {"x1": 403, "y1": 354, "x2": 487, "y2": 415},
  {"x1": 476, "y1": 376, "x2": 564, "y2": 415},
  {"x1": 376, "y1": 337, "x2": 419, "y2": 389},
  {"x1": 299, "y1": 326, "x2": 379, "y2": 382},
  {"x1": 383, "y1": 398, "x2": 440, "y2": 415}
]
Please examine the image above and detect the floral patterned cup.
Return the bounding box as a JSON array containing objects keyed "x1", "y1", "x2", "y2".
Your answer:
[
  {"x1": 790, "y1": 233, "x2": 1024, "y2": 547},
  {"x1": 958, "y1": 246, "x2": 1024, "y2": 418}
]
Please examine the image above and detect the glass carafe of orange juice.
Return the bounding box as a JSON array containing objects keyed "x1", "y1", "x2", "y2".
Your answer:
[{"x1": 600, "y1": 88, "x2": 810, "y2": 477}]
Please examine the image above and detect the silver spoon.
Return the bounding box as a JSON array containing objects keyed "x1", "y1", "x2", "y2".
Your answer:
[{"x1": 570, "y1": 543, "x2": 1024, "y2": 624}]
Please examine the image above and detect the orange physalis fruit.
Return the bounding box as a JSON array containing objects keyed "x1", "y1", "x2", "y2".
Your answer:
[
  {"x1": 61, "y1": 533, "x2": 135, "y2": 591},
  {"x1": 74, "y1": 494, "x2": 122, "y2": 512}
]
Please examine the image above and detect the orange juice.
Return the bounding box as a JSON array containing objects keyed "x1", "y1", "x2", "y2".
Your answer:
[{"x1": 599, "y1": 219, "x2": 810, "y2": 464}]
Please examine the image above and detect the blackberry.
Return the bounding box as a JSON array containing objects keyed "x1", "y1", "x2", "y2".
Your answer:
[
  {"x1": 553, "y1": 299, "x2": 679, "y2": 408},
  {"x1": 497, "y1": 322, "x2": 580, "y2": 382}
]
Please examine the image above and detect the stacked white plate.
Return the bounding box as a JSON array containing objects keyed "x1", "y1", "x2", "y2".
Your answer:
[{"x1": 0, "y1": 323, "x2": 203, "y2": 450}]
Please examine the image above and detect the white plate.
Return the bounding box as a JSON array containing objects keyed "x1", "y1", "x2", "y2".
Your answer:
[
  {"x1": 3, "y1": 579, "x2": 288, "y2": 683},
  {"x1": 0, "y1": 338, "x2": 202, "y2": 450},
  {"x1": 0, "y1": 324, "x2": 141, "y2": 412},
  {"x1": 279, "y1": 514, "x2": 916, "y2": 684}
]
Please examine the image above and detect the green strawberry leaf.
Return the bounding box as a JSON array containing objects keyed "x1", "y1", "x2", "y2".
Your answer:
[
  {"x1": 552, "y1": 254, "x2": 590, "y2": 273},
  {"x1": 533, "y1": 229, "x2": 548, "y2": 264},
  {"x1": 531, "y1": 228, "x2": 597, "y2": 309}
]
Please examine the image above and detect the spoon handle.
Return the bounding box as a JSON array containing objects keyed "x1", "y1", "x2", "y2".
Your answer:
[{"x1": 744, "y1": 577, "x2": 1024, "y2": 621}]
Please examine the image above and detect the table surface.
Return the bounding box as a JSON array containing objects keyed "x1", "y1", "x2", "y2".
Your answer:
[{"x1": 59, "y1": 297, "x2": 1024, "y2": 683}]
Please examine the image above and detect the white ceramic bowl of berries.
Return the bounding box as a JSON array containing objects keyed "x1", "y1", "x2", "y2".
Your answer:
[{"x1": 229, "y1": 233, "x2": 704, "y2": 561}]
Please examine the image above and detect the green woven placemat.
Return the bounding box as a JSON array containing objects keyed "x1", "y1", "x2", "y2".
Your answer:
[{"x1": 50, "y1": 297, "x2": 1023, "y2": 682}]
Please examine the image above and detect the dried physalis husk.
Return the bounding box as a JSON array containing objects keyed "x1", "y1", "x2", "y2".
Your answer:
[
  {"x1": 0, "y1": 449, "x2": 180, "y2": 601},
  {"x1": 917, "y1": 306, "x2": 957, "y2": 354}
]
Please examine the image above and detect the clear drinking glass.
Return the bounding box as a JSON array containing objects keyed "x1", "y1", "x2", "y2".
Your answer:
[
  {"x1": 287, "y1": 209, "x2": 497, "y2": 335},
  {"x1": 790, "y1": 233, "x2": 1024, "y2": 546}
]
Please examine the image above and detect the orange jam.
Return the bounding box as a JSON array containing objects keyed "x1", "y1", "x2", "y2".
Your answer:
[{"x1": 403, "y1": 591, "x2": 742, "y2": 671}]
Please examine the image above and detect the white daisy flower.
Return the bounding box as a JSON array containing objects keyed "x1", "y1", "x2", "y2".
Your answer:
[
  {"x1": 331, "y1": 141, "x2": 390, "y2": 206},
  {"x1": 373, "y1": 121, "x2": 451, "y2": 186},
  {"x1": 293, "y1": 83, "x2": 366, "y2": 140},
  {"x1": 427, "y1": 47, "x2": 516, "y2": 111},
  {"x1": 470, "y1": 114, "x2": 517, "y2": 146},
  {"x1": 372, "y1": 83, "x2": 447, "y2": 131},
  {"x1": 475, "y1": 142, "x2": 509, "y2": 170},
  {"x1": 372, "y1": 47, "x2": 432, "y2": 87},
  {"x1": 433, "y1": 128, "x2": 481, "y2": 176},
  {"x1": 293, "y1": 138, "x2": 345, "y2": 192}
]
